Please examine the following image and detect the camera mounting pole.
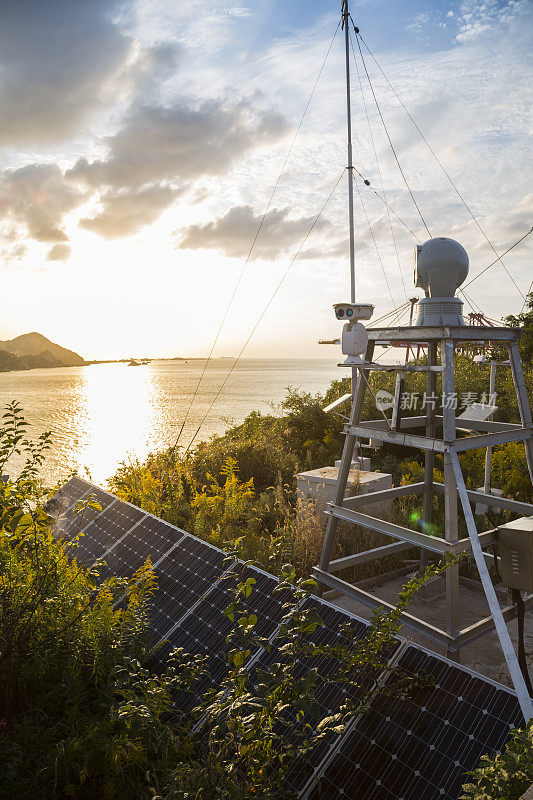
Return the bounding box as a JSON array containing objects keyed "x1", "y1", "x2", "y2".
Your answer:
[{"x1": 342, "y1": 0, "x2": 356, "y2": 304}]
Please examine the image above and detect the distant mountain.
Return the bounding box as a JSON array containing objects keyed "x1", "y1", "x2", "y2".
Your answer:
[{"x1": 0, "y1": 332, "x2": 85, "y2": 372}]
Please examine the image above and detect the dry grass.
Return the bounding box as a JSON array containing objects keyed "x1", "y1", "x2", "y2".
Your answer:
[{"x1": 278, "y1": 493, "x2": 418, "y2": 580}]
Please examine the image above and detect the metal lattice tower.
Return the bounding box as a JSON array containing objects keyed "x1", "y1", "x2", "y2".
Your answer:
[{"x1": 314, "y1": 323, "x2": 533, "y2": 721}]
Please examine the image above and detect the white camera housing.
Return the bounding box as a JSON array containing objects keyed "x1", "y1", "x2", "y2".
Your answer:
[
  {"x1": 334, "y1": 302, "x2": 373, "y2": 365},
  {"x1": 334, "y1": 302, "x2": 374, "y2": 321},
  {"x1": 342, "y1": 322, "x2": 368, "y2": 363}
]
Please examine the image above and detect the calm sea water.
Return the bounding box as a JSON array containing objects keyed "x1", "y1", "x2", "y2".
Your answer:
[{"x1": 0, "y1": 358, "x2": 340, "y2": 486}]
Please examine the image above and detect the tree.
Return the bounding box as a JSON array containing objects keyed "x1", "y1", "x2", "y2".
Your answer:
[{"x1": 505, "y1": 291, "x2": 533, "y2": 365}]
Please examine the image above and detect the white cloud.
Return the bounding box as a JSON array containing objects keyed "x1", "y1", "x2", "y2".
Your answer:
[
  {"x1": 69, "y1": 98, "x2": 287, "y2": 191},
  {"x1": 179, "y1": 204, "x2": 334, "y2": 259},
  {"x1": 0, "y1": 163, "x2": 85, "y2": 243},
  {"x1": 65, "y1": 96, "x2": 287, "y2": 238},
  {"x1": 80, "y1": 185, "x2": 181, "y2": 239},
  {"x1": 455, "y1": 0, "x2": 529, "y2": 42},
  {"x1": 0, "y1": 0, "x2": 531, "y2": 354}
]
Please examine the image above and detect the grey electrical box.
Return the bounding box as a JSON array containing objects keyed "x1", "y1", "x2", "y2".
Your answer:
[{"x1": 498, "y1": 517, "x2": 533, "y2": 592}]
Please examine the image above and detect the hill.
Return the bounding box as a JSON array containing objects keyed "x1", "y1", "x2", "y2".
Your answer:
[{"x1": 0, "y1": 332, "x2": 85, "y2": 371}]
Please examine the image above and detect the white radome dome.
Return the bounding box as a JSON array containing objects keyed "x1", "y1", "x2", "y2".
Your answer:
[{"x1": 414, "y1": 237, "x2": 469, "y2": 298}]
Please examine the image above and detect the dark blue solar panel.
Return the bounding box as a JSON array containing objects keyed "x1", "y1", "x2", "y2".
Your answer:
[
  {"x1": 55, "y1": 483, "x2": 117, "y2": 542},
  {"x1": 48, "y1": 476, "x2": 94, "y2": 537},
  {"x1": 250, "y1": 598, "x2": 380, "y2": 795},
  {"x1": 70, "y1": 501, "x2": 146, "y2": 566},
  {"x1": 305, "y1": 645, "x2": 523, "y2": 800},
  {"x1": 55, "y1": 476, "x2": 91, "y2": 505},
  {"x1": 49, "y1": 478, "x2": 522, "y2": 800},
  {"x1": 156, "y1": 566, "x2": 288, "y2": 715},
  {"x1": 97, "y1": 515, "x2": 184, "y2": 580},
  {"x1": 147, "y1": 536, "x2": 229, "y2": 644}
]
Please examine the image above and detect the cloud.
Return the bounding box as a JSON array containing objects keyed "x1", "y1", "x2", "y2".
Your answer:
[
  {"x1": 0, "y1": 163, "x2": 85, "y2": 243},
  {"x1": 405, "y1": 12, "x2": 431, "y2": 36},
  {"x1": 0, "y1": 242, "x2": 27, "y2": 262},
  {"x1": 68, "y1": 98, "x2": 288, "y2": 191},
  {"x1": 0, "y1": 85, "x2": 289, "y2": 250},
  {"x1": 460, "y1": 193, "x2": 533, "y2": 253},
  {"x1": 179, "y1": 204, "x2": 333, "y2": 260},
  {"x1": 66, "y1": 97, "x2": 288, "y2": 238},
  {"x1": 47, "y1": 243, "x2": 71, "y2": 261},
  {"x1": 80, "y1": 185, "x2": 181, "y2": 238},
  {"x1": 0, "y1": 0, "x2": 133, "y2": 146},
  {"x1": 119, "y1": 41, "x2": 183, "y2": 100},
  {"x1": 455, "y1": 0, "x2": 529, "y2": 42}
]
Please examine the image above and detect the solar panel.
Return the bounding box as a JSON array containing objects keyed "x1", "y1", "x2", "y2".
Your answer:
[
  {"x1": 97, "y1": 514, "x2": 185, "y2": 580},
  {"x1": 47, "y1": 478, "x2": 523, "y2": 800},
  {"x1": 54, "y1": 483, "x2": 117, "y2": 542},
  {"x1": 250, "y1": 598, "x2": 391, "y2": 795},
  {"x1": 147, "y1": 535, "x2": 230, "y2": 644},
  {"x1": 69, "y1": 500, "x2": 146, "y2": 566},
  {"x1": 304, "y1": 645, "x2": 523, "y2": 800},
  {"x1": 156, "y1": 566, "x2": 288, "y2": 715},
  {"x1": 47, "y1": 476, "x2": 93, "y2": 537},
  {"x1": 54, "y1": 475, "x2": 91, "y2": 506}
]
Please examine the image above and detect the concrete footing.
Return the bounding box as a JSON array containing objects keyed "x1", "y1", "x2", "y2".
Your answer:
[{"x1": 296, "y1": 466, "x2": 392, "y2": 520}]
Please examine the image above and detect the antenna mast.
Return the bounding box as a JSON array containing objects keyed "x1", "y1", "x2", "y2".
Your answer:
[{"x1": 342, "y1": 0, "x2": 356, "y2": 303}]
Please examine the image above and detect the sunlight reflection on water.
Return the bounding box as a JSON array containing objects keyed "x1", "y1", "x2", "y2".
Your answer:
[{"x1": 0, "y1": 358, "x2": 338, "y2": 487}]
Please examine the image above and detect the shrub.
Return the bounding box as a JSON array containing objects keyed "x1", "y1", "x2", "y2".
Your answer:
[
  {"x1": 0, "y1": 402, "x2": 474, "y2": 800},
  {"x1": 0, "y1": 403, "x2": 189, "y2": 800},
  {"x1": 461, "y1": 721, "x2": 533, "y2": 800}
]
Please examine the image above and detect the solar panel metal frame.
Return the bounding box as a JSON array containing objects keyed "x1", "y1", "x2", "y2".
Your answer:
[
  {"x1": 53, "y1": 477, "x2": 189, "y2": 572},
  {"x1": 67, "y1": 499, "x2": 148, "y2": 566},
  {"x1": 50, "y1": 479, "x2": 113, "y2": 539},
  {"x1": 244, "y1": 593, "x2": 383, "y2": 796},
  {"x1": 152, "y1": 546, "x2": 235, "y2": 642},
  {"x1": 296, "y1": 637, "x2": 409, "y2": 799}
]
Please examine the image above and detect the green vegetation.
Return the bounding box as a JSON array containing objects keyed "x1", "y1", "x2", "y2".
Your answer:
[
  {"x1": 460, "y1": 721, "x2": 533, "y2": 800},
  {"x1": 110, "y1": 348, "x2": 533, "y2": 575},
  {"x1": 505, "y1": 291, "x2": 533, "y2": 365},
  {"x1": 106, "y1": 345, "x2": 533, "y2": 799},
  {"x1": 0, "y1": 402, "x2": 465, "y2": 799}
]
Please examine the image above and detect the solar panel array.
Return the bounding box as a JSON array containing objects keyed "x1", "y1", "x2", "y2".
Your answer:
[
  {"x1": 306, "y1": 644, "x2": 524, "y2": 800},
  {"x1": 50, "y1": 477, "x2": 523, "y2": 800}
]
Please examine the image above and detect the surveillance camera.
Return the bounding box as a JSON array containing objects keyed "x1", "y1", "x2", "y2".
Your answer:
[
  {"x1": 332, "y1": 302, "x2": 374, "y2": 364},
  {"x1": 333, "y1": 302, "x2": 374, "y2": 321}
]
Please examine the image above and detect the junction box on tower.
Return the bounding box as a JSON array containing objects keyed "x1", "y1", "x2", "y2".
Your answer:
[{"x1": 498, "y1": 517, "x2": 533, "y2": 592}]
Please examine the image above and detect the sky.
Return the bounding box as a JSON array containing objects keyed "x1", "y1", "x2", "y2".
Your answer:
[{"x1": 0, "y1": 0, "x2": 531, "y2": 360}]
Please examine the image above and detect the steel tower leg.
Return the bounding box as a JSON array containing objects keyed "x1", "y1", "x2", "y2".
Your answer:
[
  {"x1": 319, "y1": 342, "x2": 375, "y2": 575},
  {"x1": 450, "y1": 450, "x2": 533, "y2": 722},
  {"x1": 508, "y1": 341, "x2": 533, "y2": 484},
  {"x1": 421, "y1": 341, "x2": 438, "y2": 570},
  {"x1": 441, "y1": 340, "x2": 460, "y2": 661}
]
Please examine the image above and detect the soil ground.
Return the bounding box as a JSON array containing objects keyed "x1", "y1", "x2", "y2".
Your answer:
[{"x1": 328, "y1": 570, "x2": 532, "y2": 689}]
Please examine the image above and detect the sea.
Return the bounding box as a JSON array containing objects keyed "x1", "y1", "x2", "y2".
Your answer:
[{"x1": 0, "y1": 358, "x2": 341, "y2": 487}]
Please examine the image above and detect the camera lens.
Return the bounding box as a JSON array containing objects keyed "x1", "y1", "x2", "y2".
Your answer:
[
  {"x1": 337, "y1": 309, "x2": 345, "y2": 317},
  {"x1": 347, "y1": 308, "x2": 353, "y2": 317}
]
